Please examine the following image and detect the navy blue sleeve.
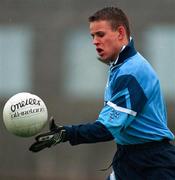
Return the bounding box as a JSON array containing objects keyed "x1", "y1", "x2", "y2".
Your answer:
[{"x1": 64, "y1": 121, "x2": 114, "y2": 145}]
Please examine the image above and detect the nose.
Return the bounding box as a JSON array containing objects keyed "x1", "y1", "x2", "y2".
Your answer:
[{"x1": 92, "y1": 37, "x2": 99, "y2": 46}]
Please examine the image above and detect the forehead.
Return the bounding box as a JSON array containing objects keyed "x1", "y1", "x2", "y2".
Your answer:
[{"x1": 89, "y1": 20, "x2": 112, "y2": 33}]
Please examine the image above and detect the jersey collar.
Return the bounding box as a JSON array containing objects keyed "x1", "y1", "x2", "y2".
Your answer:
[{"x1": 110, "y1": 38, "x2": 137, "y2": 68}]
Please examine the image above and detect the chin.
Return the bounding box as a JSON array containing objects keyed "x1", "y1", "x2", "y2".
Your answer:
[{"x1": 97, "y1": 57, "x2": 111, "y2": 65}]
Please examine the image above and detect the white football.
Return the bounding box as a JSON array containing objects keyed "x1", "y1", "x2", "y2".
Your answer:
[{"x1": 3, "y1": 92, "x2": 48, "y2": 137}]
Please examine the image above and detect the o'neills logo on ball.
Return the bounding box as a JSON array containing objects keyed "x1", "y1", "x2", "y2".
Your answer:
[{"x1": 11, "y1": 98, "x2": 41, "y2": 112}]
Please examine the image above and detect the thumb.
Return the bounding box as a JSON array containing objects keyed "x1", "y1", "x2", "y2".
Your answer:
[{"x1": 49, "y1": 116, "x2": 58, "y2": 130}]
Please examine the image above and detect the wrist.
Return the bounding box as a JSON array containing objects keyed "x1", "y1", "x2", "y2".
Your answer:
[{"x1": 63, "y1": 126, "x2": 73, "y2": 142}]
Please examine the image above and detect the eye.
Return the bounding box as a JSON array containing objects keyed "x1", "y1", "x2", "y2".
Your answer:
[
  {"x1": 91, "y1": 34, "x2": 95, "y2": 39},
  {"x1": 96, "y1": 31, "x2": 105, "y2": 37}
]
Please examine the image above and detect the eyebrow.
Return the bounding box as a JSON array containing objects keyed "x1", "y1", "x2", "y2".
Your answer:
[{"x1": 91, "y1": 31, "x2": 105, "y2": 37}]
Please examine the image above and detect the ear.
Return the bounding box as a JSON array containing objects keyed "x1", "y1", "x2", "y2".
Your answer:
[{"x1": 117, "y1": 25, "x2": 126, "y2": 40}]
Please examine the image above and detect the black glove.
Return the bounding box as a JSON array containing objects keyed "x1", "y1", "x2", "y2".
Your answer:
[{"x1": 29, "y1": 117, "x2": 67, "y2": 153}]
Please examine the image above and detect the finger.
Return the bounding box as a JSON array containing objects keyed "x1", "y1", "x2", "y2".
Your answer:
[
  {"x1": 29, "y1": 140, "x2": 53, "y2": 152},
  {"x1": 36, "y1": 131, "x2": 54, "y2": 142},
  {"x1": 37, "y1": 134, "x2": 54, "y2": 142},
  {"x1": 49, "y1": 117, "x2": 57, "y2": 130},
  {"x1": 29, "y1": 141, "x2": 48, "y2": 152}
]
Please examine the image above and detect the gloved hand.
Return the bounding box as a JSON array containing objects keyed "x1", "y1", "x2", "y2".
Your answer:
[{"x1": 29, "y1": 117, "x2": 67, "y2": 152}]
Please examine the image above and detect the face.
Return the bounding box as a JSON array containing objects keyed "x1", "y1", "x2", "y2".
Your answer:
[{"x1": 90, "y1": 20, "x2": 124, "y2": 64}]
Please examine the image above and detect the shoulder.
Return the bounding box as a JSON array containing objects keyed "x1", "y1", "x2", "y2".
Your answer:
[
  {"x1": 119, "y1": 53, "x2": 150, "y2": 73},
  {"x1": 118, "y1": 53, "x2": 158, "y2": 82},
  {"x1": 112, "y1": 53, "x2": 160, "y2": 97}
]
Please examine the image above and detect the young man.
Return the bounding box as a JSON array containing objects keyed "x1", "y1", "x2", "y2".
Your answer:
[{"x1": 29, "y1": 7, "x2": 175, "y2": 180}]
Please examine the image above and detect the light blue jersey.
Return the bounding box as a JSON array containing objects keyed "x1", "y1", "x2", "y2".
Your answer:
[{"x1": 97, "y1": 39, "x2": 174, "y2": 145}]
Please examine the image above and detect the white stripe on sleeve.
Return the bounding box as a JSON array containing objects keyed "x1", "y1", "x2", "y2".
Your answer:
[
  {"x1": 107, "y1": 101, "x2": 137, "y2": 116},
  {"x1": 110, "y1": 171, "x2": 116, "y2": 180}
]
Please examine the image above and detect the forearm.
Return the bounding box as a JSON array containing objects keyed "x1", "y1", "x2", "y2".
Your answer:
[
  {"x1": 64, "y1": 121, "x2": 114, "y2": 145},
  {"x1": 29, "y1": 119, "x2": 114, "y2": 152}
]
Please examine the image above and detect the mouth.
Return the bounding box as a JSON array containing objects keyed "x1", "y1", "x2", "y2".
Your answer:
[{"x1": 96, "y1": 48, "x2": 104, "y2": 56}]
